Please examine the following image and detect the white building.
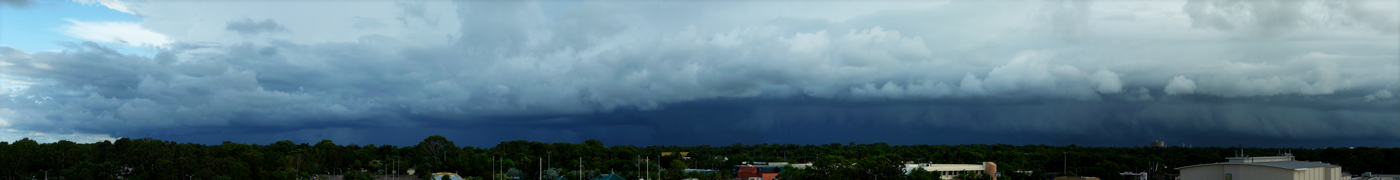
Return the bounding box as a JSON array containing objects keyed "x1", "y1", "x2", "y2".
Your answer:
[
  {"x1": 904, "y1": 162, "x2": 997, "y2": 180},
  {"x1": 1176, "y1": 153, "x2": 1345, "y2": 180}
]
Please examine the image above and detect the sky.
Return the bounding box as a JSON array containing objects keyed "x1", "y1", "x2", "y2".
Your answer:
[{"x1": 0, "y1": 0, "x2": 1397, "y2": 148}]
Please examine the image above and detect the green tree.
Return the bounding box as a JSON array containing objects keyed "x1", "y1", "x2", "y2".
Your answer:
[
  {"x1": 418, "y1": 135, "x2": 458, "y2": 169},
  {"x1": 343, "y1": 169, "x2": 375, "y2": 180},
  {"x1": 909, "y1": 168, "x2": 940, "y2": 180},
  {"x1": 779, "y1": 165, "x2": 818, "y2": 180},
  {"x1": 3, "y1": 138, "x2": 39, "y2": 179},
  {"x1": 669, "y1": 159, "x2": 687, "y2": 170},
  {"x1": 855, "y1": 155, "x2": 905, "y2": 180}
]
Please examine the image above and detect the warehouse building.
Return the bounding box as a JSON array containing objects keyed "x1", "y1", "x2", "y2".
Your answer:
[
  {"x1": 903, "y1": 162, "x2": 997, "y2": 180},
  {"x1": 1176, "y1": 152, "x2": 1345, "y2": 180}
]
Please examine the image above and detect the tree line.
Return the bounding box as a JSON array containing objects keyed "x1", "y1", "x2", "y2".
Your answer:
[{"x1": 1, "y1": 135, "x2": 1396, "y2": 180}]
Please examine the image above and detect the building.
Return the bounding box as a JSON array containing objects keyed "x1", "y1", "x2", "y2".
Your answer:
[
  {"x1": 733, "y1": 164, "x2": 782, "y2": 180},
  {"x1": 1151, "y1": 140, "x2": 1165, "y2": 148},
  {"x1": 1176, "y1": 152, "x2": 1346, "y2": 180},
  {"x1": 728, "y1": 162, "x2": 817, "y2": 180},
  {"x1": 903, "y1": 162, "x2": 997, "y2": 180}
]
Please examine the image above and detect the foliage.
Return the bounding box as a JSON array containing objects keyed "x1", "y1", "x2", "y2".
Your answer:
[
  {"x1": 669, "y1": 159, "x2": 687, "y2": 170},
  {"x1": 342, "y1": 169, "x2": 375, "y2": 180},
  {"x1": 2, "y1": 136, "x2": 1399, "y2": 180},
  {"x1": 507, "y1": 168, "x2": 524, "y2": 178},
  {"x1": 908, "y1": 167, "x2": 940, "y2": 180}
]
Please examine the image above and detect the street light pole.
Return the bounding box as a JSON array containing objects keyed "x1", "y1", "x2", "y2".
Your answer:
[
  {"x1": 645, "y1": 156, "x2": 650, "y2": 180},
  {"x1": 494, "y1": 156, "x2": 498, "y2": 180},
  {"x1": 42, "y1": 169, "x2": 51, "y2": 180},
  {"x1": 1063, "y1": 152, "x2": 1068, "y2": 176}
]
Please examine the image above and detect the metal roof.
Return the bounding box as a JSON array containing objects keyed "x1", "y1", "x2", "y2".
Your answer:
[{"x1": 1176, "y1": 161, "x2": 1340, "y2": 170}]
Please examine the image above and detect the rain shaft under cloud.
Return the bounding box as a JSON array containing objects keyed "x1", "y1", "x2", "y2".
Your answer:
[{"x1": 0, "y1": 0, "x2": 1397, "y2": 147}]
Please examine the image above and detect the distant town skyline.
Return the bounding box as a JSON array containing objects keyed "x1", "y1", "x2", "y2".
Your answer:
[{"x1": 0, "y1": 0, "x2": 1397, "y2": 148}]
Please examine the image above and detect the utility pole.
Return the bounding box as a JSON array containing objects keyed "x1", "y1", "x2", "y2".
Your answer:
[
  {"x1": 646, "y1": 156, "x2": 650, "y2": 180},
  {"x1": 579, "y1": 157, "x2": 583, "y2": 180},
  {"x1": 1063, "y1": 152, "x2": 1068, "y2": 176},
  {"x1": 656, "y1": 155, "x2": 660, "y2": 180},
  {"x1": 494, "y1": 156, "x2": 498, "y2": 180}
]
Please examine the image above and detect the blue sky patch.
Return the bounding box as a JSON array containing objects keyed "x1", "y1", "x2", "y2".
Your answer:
[{"x1": 2, "y1": 0, "x2": 148, "y2": 54}]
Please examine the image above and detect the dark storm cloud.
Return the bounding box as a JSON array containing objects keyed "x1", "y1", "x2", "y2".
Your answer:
[
  {"x1": 1, "y1": 0, "x2": 1397, "y2": 146},
  {"x1": 225, "y1": 18, "x2": 289, "y2": 35}
]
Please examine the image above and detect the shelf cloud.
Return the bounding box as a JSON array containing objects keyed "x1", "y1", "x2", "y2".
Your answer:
[{"x1": 0, "y1": 0, "x2": 1395, "y2": 147}]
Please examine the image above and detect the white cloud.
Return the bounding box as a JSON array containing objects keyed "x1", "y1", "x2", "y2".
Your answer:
[
  {"x1": 72, "y1": 0, "x2": 133, "y2": 14},
  {"x1": 976, "y1": 51, "x2": 1116, "y2": 100},
  {"x1": 1365, "y1": 89, "x2": 1393, "y2": 101},
  {"x1": 1089, "y1": 68, "x2": 1124, "y2": 93},
  {"x1": 1181, "y1": 0, "x2": 1399, "y2": 36},
  {"x1": 783, "y1": 30, "x2": 830, "y2": 54},
  {"x1": 959, "y1": 73, "x2": 987, "y2": 96},
  {"x1": 61, "y1": 19, "x2": 170, "y2": 47},
  {"x1": 124, "y1": 1, "x2": 460, "y2": 46},
  {"x1": 1165, "y1": 76, "x2": 1197, "y2": 95},
  {"x1": 1183, "y1": 52, "x2": 1371, "y2": 97}
]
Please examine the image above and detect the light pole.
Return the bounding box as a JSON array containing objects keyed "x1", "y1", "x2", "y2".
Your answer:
[
  {"x1": 42, "y1": 169, "x2": 51, "y2": 180},
  {"x1": 645, "y1": 156, "x2": 650, "y2": 180},
  {"x1": 494, "y1": 156, "x2": 498, "y2": 180},
  {"x1": 539, "y1": 157, "x2": 543, "y2": 180},
  {"x1": 1063, "y1": 152, "x2": 1068, "y2": 176}
]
